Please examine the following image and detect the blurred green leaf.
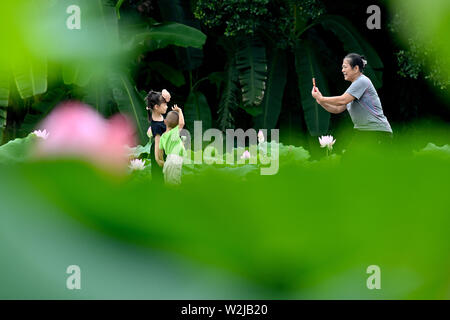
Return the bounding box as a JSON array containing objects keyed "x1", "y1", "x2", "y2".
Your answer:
[
  {"x1": 126, "y1": 140, "x2": 152, "y2": 159},
  {"x1": 20, "y1": 86, "x2": 68, "y2": 134},
  {"x1": 11, "y1": 54, "x2": 47, "y2": 100},
  {"x1": 0, "y1": 134, "x2": 37, "y2": 164},
  {"x1": 10, "y1": 143, "x2": 449, "y2": 298},
  {"x1": 115, "y1": 0, "x2": 125, "y2": 19},
  {"x1": 81, "y1": 72, "x2": 115, "y2": 116},
  {"x1": 1, "y1": 127, "x2": 450, "y2": 298},
  {"x1": 62, "y1": 62, "x2": 94, "y2": 87},
  {"x1": 390, "y1": 0, "x2": 450, "y2": 92},
  {"x1": 0, "y1": 162, "x2": 264, "y2": 299},
  {"x1": 0, "y1": 65, "x2": 9, "y2": 107}
]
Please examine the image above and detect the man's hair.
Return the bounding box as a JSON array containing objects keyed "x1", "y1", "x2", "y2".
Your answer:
[{"x1": 165, "y1": 111, "x2": 179, "y2": 128}]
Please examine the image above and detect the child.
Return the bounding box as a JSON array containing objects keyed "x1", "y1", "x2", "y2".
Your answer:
[
  {"x1": 159, "y1": 107, "x2": 185, "y2": 185},
  {"x1": 145, "y1": 89, "x2": 171, "y2": 183}
]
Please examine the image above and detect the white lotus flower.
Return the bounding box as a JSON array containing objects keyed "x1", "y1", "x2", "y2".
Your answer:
[
  {"x1": 257, "y1": 130, "x2": 264, "y2": 144},
  {"x1": 318, "y1": 135, "x2": 336, "y2": 150},
  {"x1": 129, "y1": 159, "x2": 146, "y2": 171},
  {"x1": 240, "y1": 150, "x2": 251, "y2": 160},
  {"x1": 32, "y1": 129, "x2": 49, "y2": 140}
]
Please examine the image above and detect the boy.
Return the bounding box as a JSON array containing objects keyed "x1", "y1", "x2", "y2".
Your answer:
[{"x1": 158, "y1": 108, "x2": 185, "y2": 185}]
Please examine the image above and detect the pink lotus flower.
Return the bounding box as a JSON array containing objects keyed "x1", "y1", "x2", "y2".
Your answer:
[
  {"x1": 257, "y1": 130, "x2": 264, "y2": 144},
  {"x1": 33, "y1": 101, "x2": 136, "y2": 170},
  {"x1": 32, "y1": 129, "x2": 49, "y2": 140},
  {"x1": 240, "y1": 150, "x2": 251, "y2": 160},
  {"x1": 161, "y1": 89, "x2": 171, "y2": 103},
  {"x1": 318, "y1": 135, "x2": 336, "y2": 150}
]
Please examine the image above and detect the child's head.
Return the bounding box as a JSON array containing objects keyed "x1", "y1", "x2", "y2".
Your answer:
[
  {"x1": 145, "y1": 90, "x2": 168, "y2": 121},
  {"x1": 164, "y1": 111, "x2": 179, "y2": 129}
]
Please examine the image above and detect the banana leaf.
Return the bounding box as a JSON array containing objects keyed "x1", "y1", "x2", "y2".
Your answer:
[
  {"x1": 20, "y1": 86, "x2": 69, "y2": 134},
  {"x1": 254, "y1": 49, "x2": 288, "y2": 130},
  {"x1": 0, "y1": 64, "x2": 9, "y2": 107},
  {"x1": 184, "y1": 90, "x2": 212, "y2": 132},
  {"x1": 108, "y1": 71, "x2": 148, "y2": 144},
  {"x1": 236, "y1": 38, "x2": 267, "y2": 107},
  {"x1": 158, "y1": 0, "x2": 205, "y2": 70},
  {"x1": 132, "y1": 22, "x2": 206, "y2": 52},
  {"x1": 62, "y1": 62, "x2": 94, "y2": 87},
  {"x1": 217, "y1": 59, "x2": 239, "y2": 130},
  {"x1": 295, "y1": 39, "x2": 331, "y2": 136},
  {"x1": 317, "y1": 15, "x2": 384, "y2": 89},
  {"x1": 148, "y1": 61, "x2": 186, "y2": 87},
  {"x1": 11, "y1": 55, "x2": 47, "y2": 100},
  {"x1": 83, "y1": 74, "x2": 114, "y2": 116},
  {"x1": 115, "y1": 0, "x2": 125, "y2": 18}
]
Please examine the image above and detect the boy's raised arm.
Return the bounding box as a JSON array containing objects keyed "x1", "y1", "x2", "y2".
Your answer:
[{"x1": 172, "y1": 105, "x2": 185, "y2": 130}]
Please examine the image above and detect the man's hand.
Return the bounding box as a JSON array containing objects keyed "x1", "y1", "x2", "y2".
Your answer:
[{"x1": 172, "y1": 104, "x2": 182, "y2": 112}]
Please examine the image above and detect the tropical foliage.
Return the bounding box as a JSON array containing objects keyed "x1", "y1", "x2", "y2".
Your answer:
[
  {"x1": 194, "y1": 0, "x2": 383, "y2": 135},
  {"x1": 0, "y1": 0, "x2": 447, "y2": 145},
  {"x1": 1, "y1": 0, "x2": 450, "y2": 300},
  {"x1": 0, "y1": 0, "x2": 206, "y2": 144}
]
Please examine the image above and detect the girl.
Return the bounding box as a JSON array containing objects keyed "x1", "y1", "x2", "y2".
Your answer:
[{"x1": 145, "y1": 89, "x2": 184, "y2": 183}]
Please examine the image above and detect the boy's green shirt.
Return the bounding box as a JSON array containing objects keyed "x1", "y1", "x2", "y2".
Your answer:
[{"x1": 159, "y1": 125, "x2": 185, "y2": 156}]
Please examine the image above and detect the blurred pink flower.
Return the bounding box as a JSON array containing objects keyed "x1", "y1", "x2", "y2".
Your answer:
[
  {"x1": 34, "y1": 101, "x2": 136, "y2": 170},
  {"x1": 240, "y1": 150, "x2": 251, "y2": 160}
]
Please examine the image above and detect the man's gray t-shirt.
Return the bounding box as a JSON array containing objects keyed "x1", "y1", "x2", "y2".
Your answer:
[{"x1": 345, "y1": 74, "x2": 392, "y2": 133}]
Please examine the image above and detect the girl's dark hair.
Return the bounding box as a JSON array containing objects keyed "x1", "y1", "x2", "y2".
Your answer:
[
  {"x1": 344, "y1": 53, "x2": 367, "y2": 72},
  {"x1": 145, "y1": 90, "x2": 165, "y2": 122}
]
